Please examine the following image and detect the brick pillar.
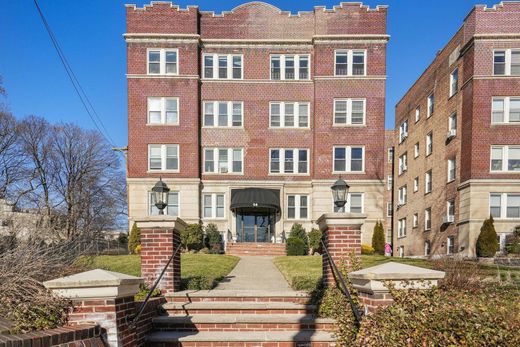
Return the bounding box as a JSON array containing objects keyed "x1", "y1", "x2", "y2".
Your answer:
[{"x1": 317, "y1": 213, "x2": 366, "y2": 288}]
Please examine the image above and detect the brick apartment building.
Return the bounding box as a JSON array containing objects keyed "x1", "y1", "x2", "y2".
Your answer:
[
  {"x1": 125, "y1": 1, "x2": 389, "y2": 246},
  {"x1": 393, "y1": 2, "x2": 520, "y2": 258}
]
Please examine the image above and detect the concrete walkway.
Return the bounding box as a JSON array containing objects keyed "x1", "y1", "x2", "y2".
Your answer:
[{"x1": 214, "y1": 256, "x2": 293, "y2": 291}]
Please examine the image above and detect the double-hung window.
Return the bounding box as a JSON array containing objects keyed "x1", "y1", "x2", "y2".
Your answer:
[
  {"x1": 270, "y1": 102, "x2": 309, "y2": 128},
  {"x1": 449, "y1": 68, "x2": 458, "y2": 97},
  {"x1": 414, "y1": 143, "x2": 420, "y2": 158},
  {"x1": 150, "y1": 191, "x2": 179, "y2": 216},
  {"x1": 398, "y1": 153, "x2": 407, "y2": 175},
  {"x1": 415, "y1": 107, "x2": 420, "y2": 122},
  {"x1": 148, "y1": 144, "x2": 179, "y2": 171},
  {"x1": 333, "y1": 193, "x2": 363, "y2": 213},
  {"x1": 148, "y1": 49, "x2": 178, "y2": 75},
  {"x1": 492, "y1": 97, "x2": 520, "y2": 124},
  {"x1": 398, "y1": 185, "x2": 407, "y2": 205},
  {"x1": 490, "y1": 193, "x2": 520, "y2": 219},
  {"x1": 447, "y1": 236, "x2": 455, "y2": 255},
  {"x1": 203, "y1": 193, "x2": 225, "y2": 219},
  {"x1": 333, "y1": 146, "x2": 364, "y2": 173},
  {"x1": 334, "y1": 50, "x2": 366, "y2": 76},
  {"x1": 387, "y1": 175, "x2": 393, "y2": 191},
  {"x1": 449, "y1": 113, "x2": 457, "y2": 133},
  {"x1": 399, "y1": 120, "x2": 408, "y2": 143},
  {"x1": 447, "y1": 158, "x2": 456, "y2": 182},
  {"x1": 413, "y1": 177, "x2": 419, "y2": 192},
  {"x1": 388, "y1": 148, "x2": 394, "y2": 163},
  {"x1": 425, "y1": 170, "x2": 432, "y2": 194},
  {"x1": 147, "y1": 97, "x2": 179, "y2": 125},
  {"x1": 270, "y1": 55, "x2": 310, "y2": 80},
  {"x1": 203, "y1": 54, "x2": 243, "y2": 79},
  {"x1": 427, "y1": 93, "x2": 434, "y2": 117},
  {"x1": 398, "y1": 218, "x2": 407, "y2": 238},
  {"x1": 287, "y1": 195, "x2": 308, "y2": 220},
  {"x1": 424, "y1": 208, "x2": 432, "y2": 230},
  {"x1": 203, "y1": 101, "x2": 243, "y2": 127},
  {"x1": 204, "y1": 148, "x2": 243, "y2": 174},
  {"x1": 426, "y1": 132, "x2": 433, "y2": 156},
  {"x1": 491, "y1": 145, "x2": 520, "y2": 172},
  {"x1": 493, "y1": 49, "x2": 520, "y2": 76},
  {"x1": 333, "y1": 99, "x2": 366, "y2": 125},
  {"x1": 269, "y1": 149, "x2": 309, "y2": 174},
  {"x1": 447, "y1": 200, "x2": 455, "y2": 221},
  {"x1": 413, "y1": 213, "x2": 418, "y2": 228},
  {"x1": 387, "y1": 202, "x2": 393, "y2": 217}
]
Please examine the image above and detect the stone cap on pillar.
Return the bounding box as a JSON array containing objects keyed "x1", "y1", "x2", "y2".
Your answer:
[
  {"x1": 43, "y1": 269, "x2": 143, "y2": 299},
  {"x1": 135, "y1": 216, "x2": 187, "y2": 230},
  {"x1": 316, "y1": 213, "x2": 367, "y2": 231},
  {"x1": 348, "y1": 262, "x2": 445, "y2": 294}
]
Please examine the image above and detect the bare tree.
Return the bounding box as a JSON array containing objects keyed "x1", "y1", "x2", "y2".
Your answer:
[{"x1": 0, "y1": 111, "x2": 26, "y2": 201}]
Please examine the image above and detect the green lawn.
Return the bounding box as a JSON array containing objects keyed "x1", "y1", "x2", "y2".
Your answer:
[{"x1": 82, "y1": 253, "x2": 239, "y2": 289}]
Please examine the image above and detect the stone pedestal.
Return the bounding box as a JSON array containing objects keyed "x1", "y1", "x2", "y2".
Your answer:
[
  {"x1": 44, "y1": 269, "x2": 143, "y2": 347},
  {"x1": 349, "y1": 262, "x2": 445, "y2": 313},
  {"x1": 317, "y1": 213, "x2": 366, "y2": 287},
  {"x1": 136, "y1": 217, "x2": 186, "y2": 293}
]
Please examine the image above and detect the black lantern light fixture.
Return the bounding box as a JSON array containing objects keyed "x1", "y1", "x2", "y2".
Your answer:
[
  {"x1": 331, "y1": 176, "x2": 350, "y2": 208},
  {"x1": 152, "y1": 178, "x2": 170, "y2": 215}
]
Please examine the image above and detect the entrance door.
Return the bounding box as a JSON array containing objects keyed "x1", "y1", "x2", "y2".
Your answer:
[{"x1": 236, "y1": 212, "x2": 275, "y2": 242}]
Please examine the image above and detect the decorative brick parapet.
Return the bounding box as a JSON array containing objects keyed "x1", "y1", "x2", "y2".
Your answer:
[
  {"x1": 136, "y1": 217, "x2": 186, "y2": 293},
  {"x1": 0, "y1": 324, "x2": 103, "y2": 347}
]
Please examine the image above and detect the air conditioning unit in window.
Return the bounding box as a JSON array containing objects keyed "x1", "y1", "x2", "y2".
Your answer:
[
  {"x1": 447, "y1": 129, "x2": 456, "y2": 140},
  {"x1": 400, "y1": 164, "x2": 407, "y2": 173},
  {"x1": 219, "y1": 165, "x2": 228, "y2": 174},
  {"x1": 400, "y1": 133, "x2": 408, "y2": 142},
  {"x1": 396, "y1": 203, "x2": 404, "y2": 210},
  {"x1": 442, "y1": 215, "x2": 454, "y2": 225}
]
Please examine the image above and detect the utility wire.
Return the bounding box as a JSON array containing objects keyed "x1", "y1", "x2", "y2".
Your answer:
[{"x1": 33, "y1": 0, "x2": 116, "y2": 147}]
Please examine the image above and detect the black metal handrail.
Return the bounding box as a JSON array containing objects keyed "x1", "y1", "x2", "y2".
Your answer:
[
  {"x1": 128, "y1": 242, "x2": 183, "y2": 329},
  {"x1": 320, "y1": 239, "x2": 364, "y2": 325}
]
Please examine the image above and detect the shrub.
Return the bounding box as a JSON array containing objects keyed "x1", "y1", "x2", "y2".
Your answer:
[
  {"x1": 505, "y1": 226, "x2": 520, "y2": 255},
  {"x1": 181, "y1": 223, "x2": 204, "y2": 251},
  {"x1": 289, "y1": 223, "x2": 308, "y2": 255},
  {"x1": 128, "y1": 222, "x2": 140, "y2": 255},
  {"x1": 205, "y1": 223, "x2": 222, "y2": 254},
  {"x1": 476, "y1": 216, "x2": 499, "y2": 257},
  {"x1": 432, "y1": 258, "x2": 486, "y2": 290},
  {"x1": 286, "y1": 237, "x2": 306, "y2": 256},
  {"x1": 181, "y1": 276, "x2": 214, "y2": 290},
  {"x1": 371, "y1": 221, "x2": 385, "y2": 255},
  {"x1": 308, "y1": 228, "x2": 322, "y2": 254},
  {"x1": 135, "y1": 283, "x2": 161, "y2": 301},
  {"x1": 135, "y1": 244, "x2": 142, "y2": 254},
  {"x1": 361, "y1": 244, "x2": 375, "y2": 255}
]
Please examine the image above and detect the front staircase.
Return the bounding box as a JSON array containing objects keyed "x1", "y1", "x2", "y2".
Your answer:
[
  {"x1": 146, "y1": 290, "x2": 336, "y2": 346},
  {"x1": 226, "y1": 242, "x2": 287, "y2": 256}
]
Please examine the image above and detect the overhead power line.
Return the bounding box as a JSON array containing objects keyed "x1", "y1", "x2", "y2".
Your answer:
[{"x1": 33, "y1": 0, "x2": 116, "y2": 147}]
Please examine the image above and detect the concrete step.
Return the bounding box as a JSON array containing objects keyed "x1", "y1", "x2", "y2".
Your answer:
[
  {"x1": 226, "y1": 243, "x2": 287, "y2": 256},
  {"x1": 146, "y1": 331, "x2": 336, "y2": 346},
  {"x1": 153, "y1": 314, "x2": 335, "y2": 332},
  {"x1": 165, "y1": 290, "x2": 310, "y2": 304},
  {"x1": 163, "y1": 301, "x2": 317, "y2": 315}
]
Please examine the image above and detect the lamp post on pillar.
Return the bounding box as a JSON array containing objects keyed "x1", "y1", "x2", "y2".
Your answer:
[
  {"x1": 152, "y1": 177, "x2": 170, "y2": 215},
  {"x1": 331, "y1": 176, "x2": 349, "y2": 210}
]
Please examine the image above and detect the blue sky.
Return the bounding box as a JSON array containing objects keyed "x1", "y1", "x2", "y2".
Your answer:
[{"x1": 0, "y1": 0, "x2": 499, "y2": 146}]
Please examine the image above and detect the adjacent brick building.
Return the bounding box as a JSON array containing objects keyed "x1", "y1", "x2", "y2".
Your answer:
[
  {"x1": 125, "y1": 1, "x2": 388, "y2": 246},
  {"x1": 393, "y1": 2, "x2": 520, "y2": 258}
]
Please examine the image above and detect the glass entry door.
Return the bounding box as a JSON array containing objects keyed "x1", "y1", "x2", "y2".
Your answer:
[{"x1": 236, "y1": 212, "x2": 275, "y2": 242}]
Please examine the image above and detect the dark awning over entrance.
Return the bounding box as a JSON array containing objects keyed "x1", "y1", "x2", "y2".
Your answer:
[{"x1": 230, "y1": 188, "x2": 280, "y2": 213}]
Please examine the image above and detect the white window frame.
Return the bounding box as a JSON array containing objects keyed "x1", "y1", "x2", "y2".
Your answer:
[
  {"x1": 447, "y1": 158, "x2": 456, "y2": 182},
  {"x1": 334, "y1": 50, "x2": 367, "y2": 77},
  {"x1": 332, "y1": 146, "x2": 365, "y2": 173},
  {"x1": 427, "y1": 93, "x2": 434, "y2": 118},
  {"x1": 202, "y1": 193, "x2": 226, "y2": 219},
  {"x1": 425, "y1": 170, "x2": 432, "y2": 194},
  {"x1": 333, "y1": 99, "x2": 366, "y2": 126},
  {"x1": 413, "y1": 176, "x2": 419, "y2": 192},
  {"x1": 413, "y1": 213, "x2": 418, "y2": 228},
  {"x1": 149, "y1": 191, "x2": 180, "y2": 217},
  {"x1": 398, "y1": 152, "x2": 407, "y2": 175},
  {"x1": 333, "y1": 193, "x2": 364, "y2": 213},
  {"x1": 415, "y1": 106, "x2": 420, "y2": 123},
  {"x1": 202, "y1": 101, "x2": 243, "y2": 128},
  {"x1": 447, "y1": 236, "x2": 455, "y2": 255},
  {"x1": 387, "y1": 147, "x2": 394, "y2": 163},
  {"x1": 203, "y1": 148, "x2": 244, "y2": 174},
  {"x1": 147, "y1": 48, "x2": 178, "y2": 75},
  {"x1": 269, "y1": 148, "x2": 309, "y2": 175},
  {"x1": 387, "y1": 202, "x2": 393, "y2": 217},
  {"x1": 490, "y1": 193, "x2": 520, "y2": 219},
  {"x1": 414, "y1": 142, "x2": 420, "y2": 158},
  {"x1": 490, "y1": 145, "x2": 520, "y2": 172},
  {"x1": 448, "y1": 112, "x2": 457, "y2": 132},
  {"x1": 202, "y1": 54, "x2": 243, "y2": 79},
  {"x1": 491, "y1": 97, "x2": 520, "y2": 124},
  {"x1": 399, "y1": 120, "x2": 408, "y2": 143},
  {"x1": 148, "y1": 144, "x2": 179, "y2": 172},
  {"x1": 424, "y1": 208, "x2": 431, "y2": 230},
  {"x1": 449, "y1": 68, "x2": 458, "y2": 97},
  {"x1": 398, "y1": 218, "x2": 407, "y2": 238},
  {"x1": 270, "y1": 54, "x2": 311, "y2": 80},
  {"x1": 493, "y1": 49, "x2": 520, "y2": 76},
  {"x1": 426, "y1": 132, "x2": 433, "y2": 156},
  {"x1": 147, "y1": 97, "x2": 179, "y2": 125},
  {"x1": 387, "y1": 175, "x2": 393, "y2": 191},
  {"x1": 287, "y1": 194, "x2": 309, "y2": 220},
  {"x1": 398, "y1": 185, "x2": 407, "y2": 205},
  {"x1": 447, "y1": 200, "x2": 455, "y2": 220},
  {"x1": 269, "y1": 102, "x2": 310, "y2": 128}
]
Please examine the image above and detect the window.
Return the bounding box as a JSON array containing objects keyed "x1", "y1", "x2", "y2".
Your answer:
[
  {"x1": 448, "y1": 113, "x2": 457, "y2": 134},
  {"x1": 148, "y1": 144, "x2": 179, "y2": 171},
  {"x1": 203, "y1": 101, "x2": 243, "y2": 127},
  {"x1": 387, "y1": 175, "x2": 393, "y2": 191},
  {"x1": 398, "y1": 245, "x2": 404, "y2": 257},
  {"x1": 493, "y1": 49, "x2": 520, "y2": 76},
  {"x1": 413, "y1": 176, "x2": 419, "y2": 192},
  {"x1": 426, "y1": 132, "x2": 433, "y2": 156},
  {"x1": 334, "y1": 50, "x2": 366, "y2": 76},
  {"x1": 413, "y1": 213, "x2": 418, "y2": 228},
  {"x1": 150, "y1": 192, "x2": 179, "y2": 216},
  {"x1": 287, "y1": 195, "x2": 309, "y2": 219},
  {"x1": 491, "y1": 145, "x2": 520, "y2": 172},
  {"x1": 427, "y1": 93, "x2": 434, "y2": 117},
  {"x1": 447, "y1": 236, "x2": 455, "y2": 255},
  {"x1": 398, "y1": 218, "x2": 406, "y2": 238},
  {"x1": 414, "y1": 142, "x2": 420, "y2": 158},
  {"x1": 203, "y1": 193, "x2": 225, "y2": 219},
  {"x1": 447, "y1": 200, "x2": 455, "y2": 221},
  {"x1": 399, "y1": 120, "x2": 408, "y2": 143},
  {"x1": 148, "y1": 49, "x2": 178, "y2": 75},
  {"x1": 387, "y1": 202, "x2": 393, "y2": 217},
  {"x1": 398, "y1": 185, "x2": 407, "y2": 205},
  {"x1": 425, "y1": 170, "x2": 432, "y2": 194},
  {"x1": 415, "y1": 107, "x2": 420, "y2": 122},
  {"x1": 425, "y1": 208, "x2": 431, "y2": 230},
  {"x1": 270, "y1": 55, "x2": 310, "y2": 80},
  {"x1": 398, "y1": 153, "x2": 407, "y2": 175},
  {"x1": 204, "y1": 148, "x2": 243, "y2": 174},
  {"x1": 490, "y1": 193, "x2": 520, "y2": 219},
  {"x1": 424, "y1": 240, "x2": 431, "y2": 256},
  {"x1": 269, "y1": 149, "x2": 309, "y2": 174},
  {"x1": 333, "y1": 146, "x2": 364, "y2": 172},
  {"x1": 203, "y1": 54, "x2": 242, "y2": 79},
  {"x1": 449, "y1": 68, "x2": 458, "y2": 97},
  {"x1": 147, "y1": 97, "x2": 179, "y2": 125},
  {"x1": 388, "y1": 148, "x2": 394, "y2": 163},
  {"x1": 492, "y1": 97, "x2": 520, "y2": 124},
  {"x1": 269, "y1": 102, "x2": 309, "y2": 128},
  {"x1": 334, "y1": 193, "x2": 363, "y2": 213},
  {"x1": 333, "y1": 99, "x2": 366, "y2": 125},
  {"x1": 448, "y1": 158, "x2": 456, "y2": 182}
]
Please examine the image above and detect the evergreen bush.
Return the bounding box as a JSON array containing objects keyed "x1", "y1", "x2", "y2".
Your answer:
[
  {"x1": 181, "y1": 223, "x2": 204, "y2": 251},
  {"x1": 286, "y1": 237, "x2": 306, "y2": 256},
  {"x1": 476, "y1": 216, "x2": 499, "y2": 257},
  {"x1": 308, "y1": 228, "x2": 323, "y2": 254},
  {"x1": 289, "y1": 223, "x2": 309, "y2": 255},
  {"x1": 205, "y1": 223, "x2": 222, "y2": 253},
  {"x1": 371, "y1": 221, "x2": 385, "y2": 255},
  {"x1": 128, "y1": 222, "x2": 141, "y2": 254}
]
